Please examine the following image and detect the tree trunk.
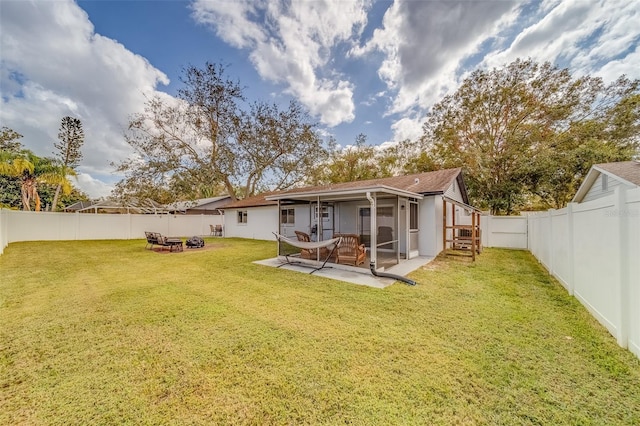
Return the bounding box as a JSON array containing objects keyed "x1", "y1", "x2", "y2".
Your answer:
[{"x1": 52, "y1": 184, "x2": 62, "y2": 212}]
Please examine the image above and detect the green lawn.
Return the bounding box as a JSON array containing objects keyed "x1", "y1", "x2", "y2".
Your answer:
[{"x1": 1, "y1": 238, "x2": 639, "y2": 425}]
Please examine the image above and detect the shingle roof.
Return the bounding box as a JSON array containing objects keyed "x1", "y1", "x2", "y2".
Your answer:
[
  {"x1": 595, "y1": 161, "x2": 640, "y2": 186},
  {"x1": 223, "y1": 168, "x2": 463, "y2": 209},
  {"x1": 222, "y1": 191, "x2": 280, "y2": 209}
]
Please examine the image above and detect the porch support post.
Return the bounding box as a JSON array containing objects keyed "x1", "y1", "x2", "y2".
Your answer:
[
  {"x1": 396, "y1": 196, "x2": 400, "y2": 264},
  {"x1": 317, "y1": 196, "x2": 322, "y2": 240},
  {"x1": 442, "y1": 198, "x2": 447, "y2": 251},
  {"x1": 366, "y1": 192, "x2": 377, "y2": 269},
  {"x1": 471, "y1": 210, "x2": 476, "y2": 261},
  {"x1": 277, "y1": 199, "x2": 281, "y2": 256}
]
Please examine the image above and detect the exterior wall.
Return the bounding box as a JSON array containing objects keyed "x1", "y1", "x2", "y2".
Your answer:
[
  {"x1": 225, "y1": 206, "x2": 278, "y2": 240},
  {"x1": 444, "y1": 179, "x2": 464, "y2": 203},
  {"x1": 418, "y1": 195, "x2": 440, "y2": 257},
  {"x1": 582, "y1": 174, "x2": 632, "y2": 203},
  {"x1": 279, "y1": 204, "x2": 312, "y2": 238}
]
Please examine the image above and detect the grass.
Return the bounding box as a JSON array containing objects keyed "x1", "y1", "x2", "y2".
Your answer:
[{"x1": 1, "y1": 238, "x2": 639, "y2": 425}]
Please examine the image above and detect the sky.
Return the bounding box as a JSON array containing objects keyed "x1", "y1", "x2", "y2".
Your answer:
[{"x1": 1, "y1": 0, "x2": 639, "y2": 198}]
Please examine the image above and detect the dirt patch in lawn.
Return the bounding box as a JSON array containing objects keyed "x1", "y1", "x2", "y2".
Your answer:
[{"x1": 151, "y1": 242, "x2": 227, "y2": 254}]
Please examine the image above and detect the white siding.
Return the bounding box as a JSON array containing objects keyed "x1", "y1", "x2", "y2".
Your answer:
[
  {"x1": 224, "y1": 206, "x2": 278, "y2": 240},
  {"x1": 443, "y1": 180, "x2": 464, "y2": 203},
  {"x1": 582, "y1": 174, "x2": 631, "y2": 203},
  {"x1": 418, "y1": 195, "x2": 440, "y2": 257}
]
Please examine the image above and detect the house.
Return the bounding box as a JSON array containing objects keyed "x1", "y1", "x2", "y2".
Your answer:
[
  {"x1": 167, "y1": 196, "x2": 233, "y2": 215},
  {"x1": 572, "y1": 161, "x2": 640, "y2": 203},
  {"x1": 222, "y1": 168, "x2": 481, "y2": 270}
]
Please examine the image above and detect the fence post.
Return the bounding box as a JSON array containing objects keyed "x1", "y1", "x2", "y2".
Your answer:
[
  {"x1": 548, "y1": 209, "x2": 554, "y2": 275},
  {"x1": 567, "y1": 203, "x2": 575, "y2": 296},
  {"x1": 75, "y1": 211, "x2": 80, "y2": 240},
  {"x1": 617, "y1": 187, "x2": 629, "y2": 348}
]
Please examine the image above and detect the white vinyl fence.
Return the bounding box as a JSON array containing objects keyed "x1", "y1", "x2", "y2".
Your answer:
[
  {"x1": 528, "y1": 187, "x2": 640, "y2": 358},
  {"x1": 481, "y1": 215, "x2": 529, "y2": 249},
  {"x1": 2, "y1": 196, "x2": 638, "y2": 359},
  {"x1": 0, "y1": 209, "x2": 224, "y2": 255}
]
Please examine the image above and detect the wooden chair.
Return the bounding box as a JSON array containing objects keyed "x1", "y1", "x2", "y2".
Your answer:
[
  {"x1": 333, "y1": 233, "x2": 366, "y2": 266},
  {"x1": 294, "y1": 230, "x2": 330, "y2": 260}
]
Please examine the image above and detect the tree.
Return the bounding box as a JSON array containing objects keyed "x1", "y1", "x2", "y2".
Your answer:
[
  {"x1": 0, "y1": 126, "x2": 24, "y2": 152},
  {"x1": 0, "y1": 150, "x2": 74, "y2": 211},
  {"x1": 114, "y1": 62, "x2": 326, "y2": 202},
  {"x1": 51, "y1": 116, "x2": 84, "y2": 211},
  {"x1": 422, "y1": 58, "x2": 638, "y2": 214},
  {"x1": 307, "y1": 134, "x2": 397, "y2": 185}
]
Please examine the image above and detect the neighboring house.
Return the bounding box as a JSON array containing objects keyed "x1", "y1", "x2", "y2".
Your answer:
[
  {"x1": 222, "y1": 168, "x2": 480, "y2": 268},
  {"x1": 167, "y1": 196, "x2": 233, "y2": 215},
  {"x1": 573, "y1": 161, "x2": 640, "y2": 203}
]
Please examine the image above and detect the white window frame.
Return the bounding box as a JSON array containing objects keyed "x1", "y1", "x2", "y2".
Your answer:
[
  {"x1": 409, "y1": 201, "x2": 419, "y2": 231},
  {"x1": 281, "y1": 208, "x2": 295, "y2": 226},
  {"x1": 237, "y1": 210, "x2": 248, "y2": 224}
]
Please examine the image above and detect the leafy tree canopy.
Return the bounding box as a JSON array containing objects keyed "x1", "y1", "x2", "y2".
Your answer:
[
  {"x1": 0, "y1": 149, "x2": 83, "y2": 211},
  {"x1": 113, "y1": 62, "x2": 327, "y2": 203},
  {"x1": 0, "y1": 126, "x2": 24, "y2": 153},
  {"x1": 421, "y1": 58, "x2": 639, "y2": 214}
]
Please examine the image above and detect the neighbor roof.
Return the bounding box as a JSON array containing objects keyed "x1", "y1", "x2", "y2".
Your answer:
[
  {"x1": 223, "y1": 168, "x2": 465, "y2": 209},
  {"x1": 596, "y1": 161, "x2": 640, "y2": 186},
  {"x1": 168, "y1": 195, "x2": 232, "y2": 211},
  {"x1": 572, "y1": 160, "x2": 640, "y2": 202}
]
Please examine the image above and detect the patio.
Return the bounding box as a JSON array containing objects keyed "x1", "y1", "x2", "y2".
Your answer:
[{"x1": 255, "y1": 253, "x2": 434, "y2": 288}]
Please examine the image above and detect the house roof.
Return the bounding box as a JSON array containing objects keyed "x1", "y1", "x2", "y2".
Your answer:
[
  {"x1": 596, "y1": 161, "x2": 640, "y2": 186},
  {"x1": 572, "y1": 161, "x2": 640, "y2": 202},
  {"x1": 168, "y1": 195, "x2": 232, "y2": 211},
  {"x1": 223, "y1": 168, "x2": 465, "y2": 209}
]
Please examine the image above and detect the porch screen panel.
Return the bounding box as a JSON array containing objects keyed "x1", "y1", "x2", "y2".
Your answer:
[{"x1": 376, "y1": 204, "x2": 398, "y2": 267}]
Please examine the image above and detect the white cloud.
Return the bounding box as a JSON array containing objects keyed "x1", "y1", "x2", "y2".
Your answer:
[
  {"x1": 357, "y1": 0, "x2": 519, "y2": 114},
  {"x1": 362, "y1": 0, "x2": 640, "y2": 147},
  {"x1": 0, "y1": 0, "x2": 169, "y2": 198},
  {"x1": 74, "y1": 173, "x2": 114, "y2": 199},
  {"x1": 191, "y1": 0, "x2": 370, "y2": 127}
]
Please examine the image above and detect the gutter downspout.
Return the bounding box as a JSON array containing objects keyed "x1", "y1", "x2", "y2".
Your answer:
[{"x1": 366, "y1": 191, "x2": 416, "y2": 286}]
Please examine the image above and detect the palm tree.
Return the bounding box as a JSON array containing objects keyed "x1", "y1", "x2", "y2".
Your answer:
[{"x1": 0, "y1": 150, "x2": 74, "y2": 211}]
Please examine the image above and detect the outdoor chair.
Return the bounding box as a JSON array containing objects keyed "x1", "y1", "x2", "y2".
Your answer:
[
  {"x1": 145, "y1": 231, "x2": 161, "y2": 250},
  {"x1": 333, "y1": 233, "x2": 366, "y2": 266},
  {"x1": 295, "y1": 230, "x2": 331, "y2": 260},
  {"x1": 146, "y1": 232, "x2": 183, "y2": 252},
  {"x1": 214, "y1": 224, "x2": 223, "y2": 236}
]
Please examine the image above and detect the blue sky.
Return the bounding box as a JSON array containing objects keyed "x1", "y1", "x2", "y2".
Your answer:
[{"x1": 1, "y1": 0, "x2": 639, "y2": 197}]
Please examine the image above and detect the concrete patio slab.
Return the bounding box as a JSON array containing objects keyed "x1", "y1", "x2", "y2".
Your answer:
[{"x1": 254, "y1": 255, "x2": 434, "y2": 288}]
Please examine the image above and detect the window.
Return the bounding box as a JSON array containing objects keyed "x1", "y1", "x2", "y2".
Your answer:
[
  {"x1": 237, "y1": 210, "x2": 248, "y2": 224},
  {"x1": 409, "y1": 202, "x2": 419, "y2": 231},
  {"x1": 281, "y1": 208, "x2": 295, "y2": 225},
  {"x1": 314, "y1": 205, "x2": 329, "y2": 219}
]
